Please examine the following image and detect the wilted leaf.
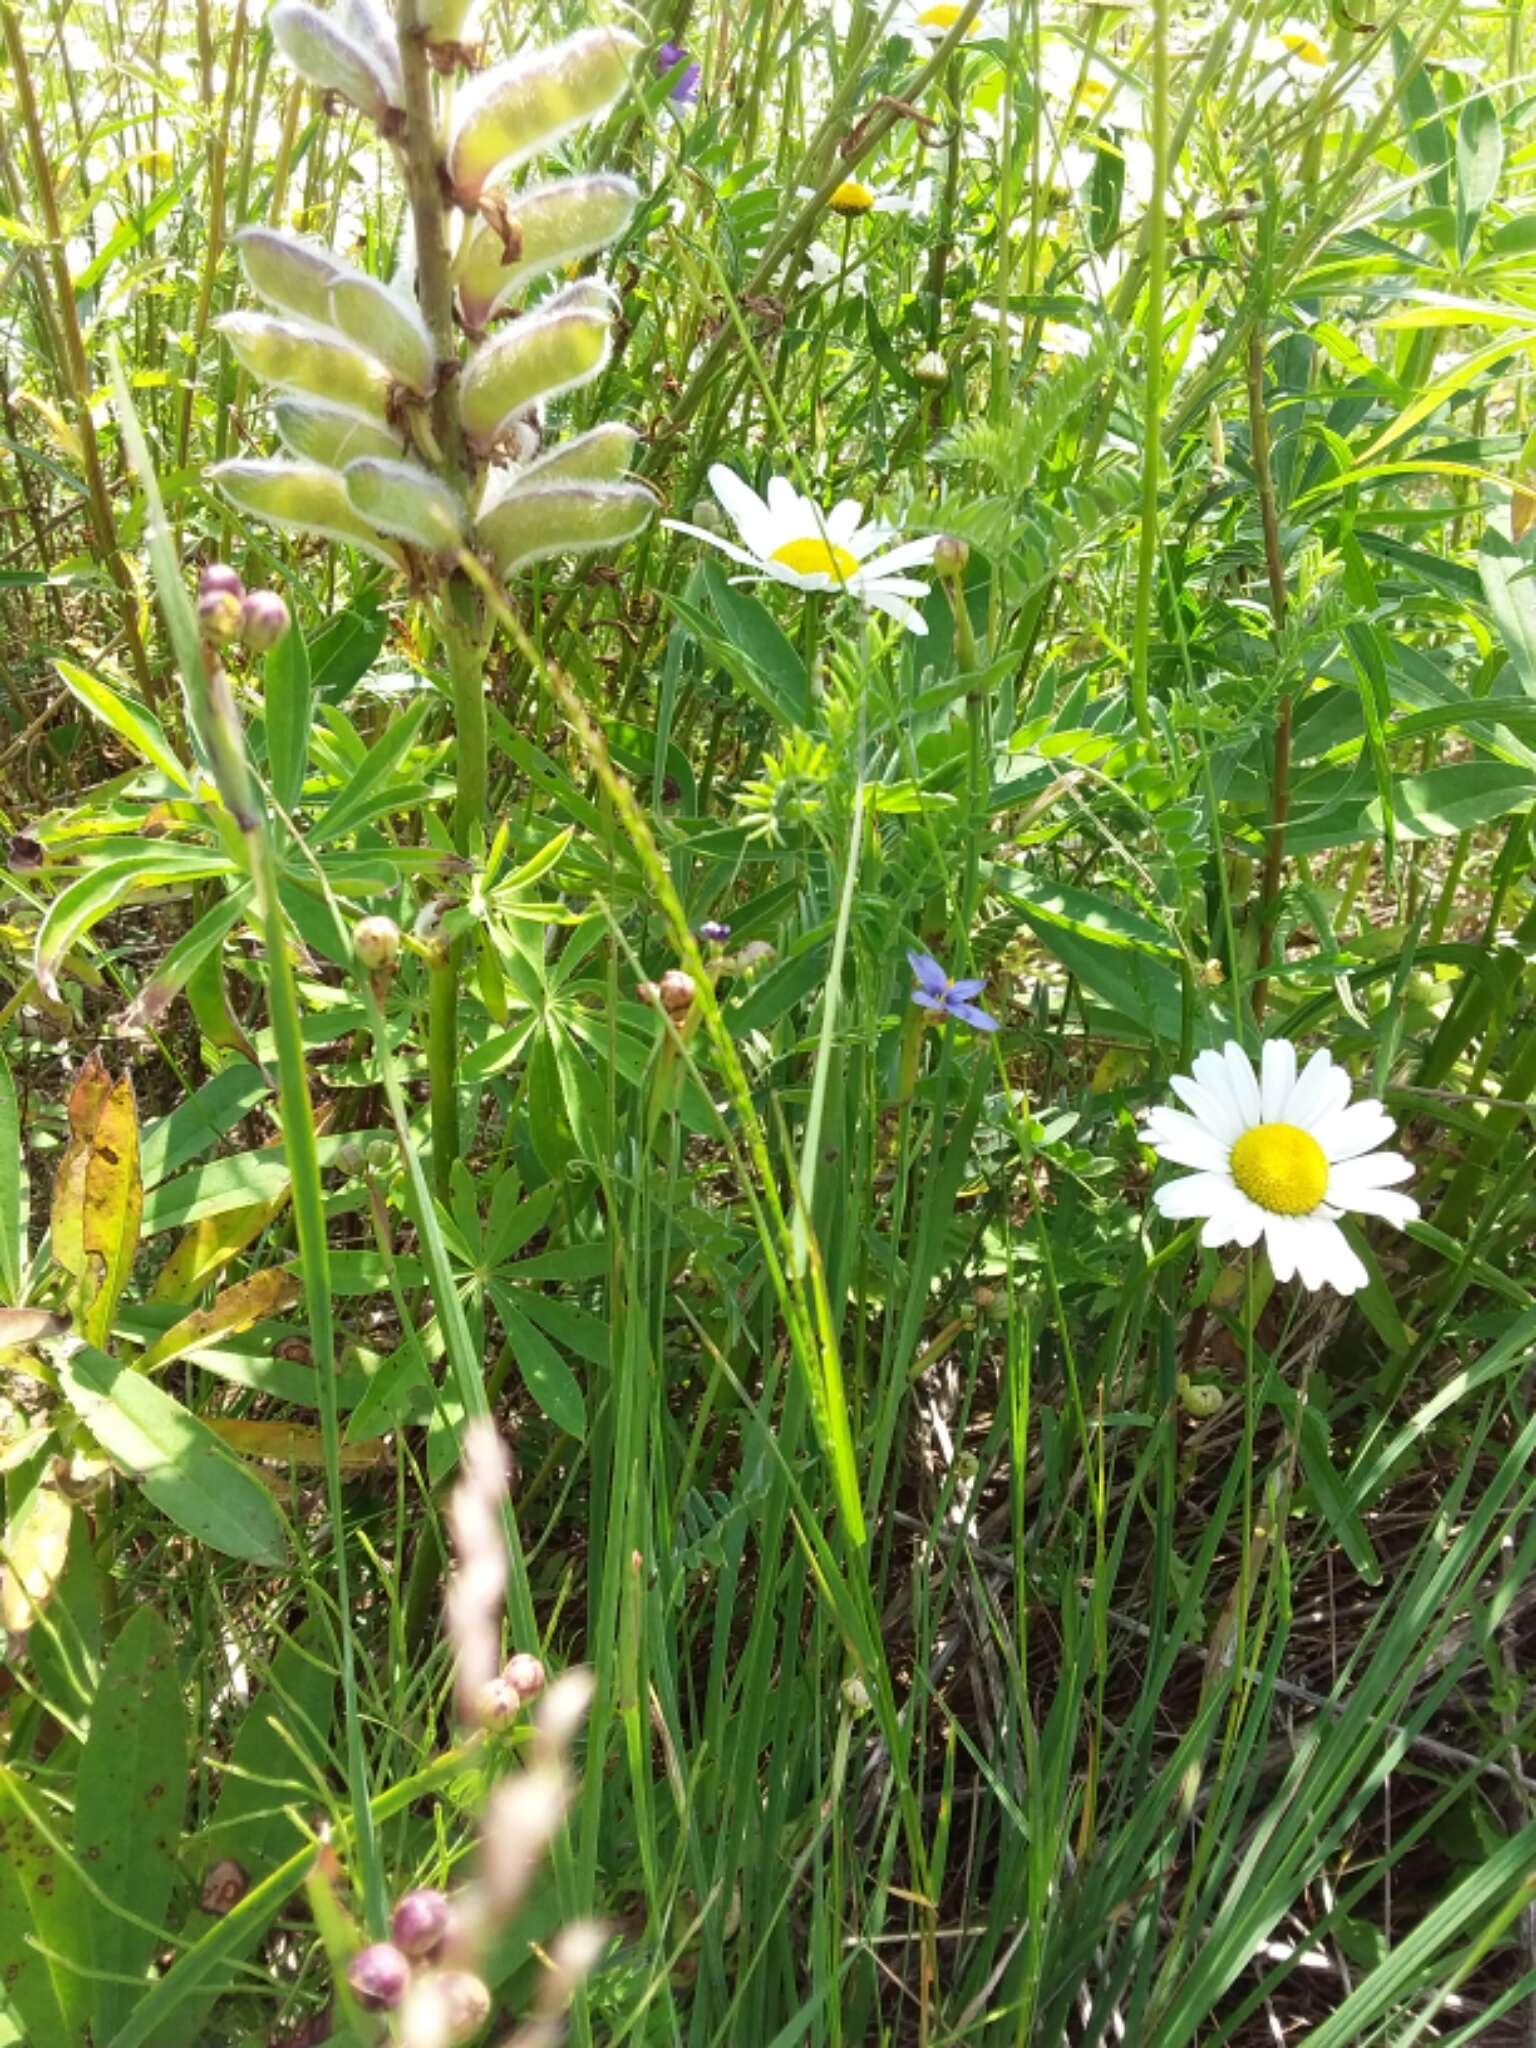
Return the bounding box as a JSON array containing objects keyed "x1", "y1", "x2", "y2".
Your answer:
[
  {"x1": 50, "y1": 1053, "x2": 142, "y2": 1348},
  {"x1": 140, "y1": 1266, "x2": 302, "y2": 1372},
  {"x1": 0, "y1": 1481, "x2": 74, "y2": 1642},
  {"x1": 207, "y1": 1419, "x2": 390, "y2": 1469}
]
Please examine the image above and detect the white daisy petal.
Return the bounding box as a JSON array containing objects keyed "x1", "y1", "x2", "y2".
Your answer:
[
  {"x1": 1152, "y1": 1170, "x2": 1236, "y2": 1220},
  {"x1": 1227, "y1": 1194, "x2": 1268, "y2": 1248},
  {"x1": 1328, "y1": 1185, "x2": 1420, "y2": 1227},
  {"x1": 861, "y1": 535, "x2": 941, "y2": 576},
  {"x1": 1321, "y1": 1101, "x2": 1397, "y2": 1161},
  {"x1": 1328, "y1": 1151, "x2": 1415, "y2": 1191},
  {"x1": 1200, "y1": 1191, "x2": 1265, "y2": 1249},
  {"x1": 1142, "y1": 1109, "x2": 1232, "y2": 1173},
  {"x1": 1170, "y1": 1072, "x2": 1244, "y2": 1144},
  {"x1": 707, "y1": 464, "x2": 770, "y2": 545},
  {"x1": 1264, "y1": 1215, "x2": 1300, "y2": 1283},
  {"x1": 864, "y1": 590, "x2": 928, "y2": 634},
  {"x1": 661, "y1": 520, "x2": 766, "y2": 572},
  {"x1": 1293, "y1": 1219, "x2": 1335, "y2": 1293},
  {"x1": 1221, "y1": 1040, "x2": 1262, "y2": 1126},
  {"x1": 1285, "y1": 1048, "x2": 1336, "y2": 1127},
  {"x1": 1301, "y1": 1065, "x2": 1352, "y2": 1132},
  {"x1": 825, "y1": 497, "x2": 864, "y2": 543},
  {"x1": 1260, "y1": 1039, "x2": 1296, "y2": 1122},
  {"x1": 1315, "y1": 1219, "x2": 1368, "y2": 1295},
  {"x1": 860, "y1": 574, "x2": 933, "y2": 598}
]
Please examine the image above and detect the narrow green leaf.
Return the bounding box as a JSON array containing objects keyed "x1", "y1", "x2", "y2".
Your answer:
[
  {"x1": 53, "y1": 659, "x2": 191, "y2": 790},
  {"x1": 0, "y1": 1768, "x2": 92, "y2": 2045},
  {"x1": 263, "y1": 620, "x2": 312, "y2": 813},
  {"x1": 490, "y1": 1283, "x2": 587, "y2": 1438}
]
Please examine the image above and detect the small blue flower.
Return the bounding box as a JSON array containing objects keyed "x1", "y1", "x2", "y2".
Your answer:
[
  {"x1": 655, "y1": 41, "x2": 701, "y2": 103},
  {"x1": 907, "y1": 950, "x2": 999, "y2": 1033},
  {"x1": 699, "y1": 919, "x2": 732, "y2": 943}
]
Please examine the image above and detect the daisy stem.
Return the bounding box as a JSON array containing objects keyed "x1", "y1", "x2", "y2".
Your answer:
[
  {"x1": 1246, "y1": 321, "x2": 1292, "y2": 1024},
  {"x1": 1128, "y1": 0, "x2": 1170, "y2": 746}
]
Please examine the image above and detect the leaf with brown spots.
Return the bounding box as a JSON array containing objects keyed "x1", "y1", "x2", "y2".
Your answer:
[
  {"x1": 139, "y1": 1265, "x2": 302, "y2": 1373},
  {"x1": 76, "y1": 1604, "x2": 188, "y2": 2044},
  {"x1": 205, "y1": 1419, "x2": 390, "y2": 1470},
  {"x1": 0, "y1": 1765, "x2": 92, "y2": 2044},
  {"x1": 50, "y1": 1053, "x2": 143, "y2": 1349}
]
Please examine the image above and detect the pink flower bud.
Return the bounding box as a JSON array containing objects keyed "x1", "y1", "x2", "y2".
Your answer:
[
  {"x1": 199, "y1": 562, "x2": 246, "y2": 601},
  {"x1": 503, "y1": 1651, "x2": 546, "y2": 1701},
  {"x1": 401, "y1": 1968, "x2": 492, "y2": 2045},
  {"x1": 240, "y1": 589, "x2": 291, "y2": 651},
  {"x1": 347, "y1": 1941, "x2": 412, "y2": 2011},
  {"x1": 655, "y1": 969, "x2": 695, "y2": 1017},
  {"x1": 197, "y1": 586, "x2": 246, "y2": 643},
  {"x1": 391, "y1": 1887, "x2": 451, "y2": 1959}
]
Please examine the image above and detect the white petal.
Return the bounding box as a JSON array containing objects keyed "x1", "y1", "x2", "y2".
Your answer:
[
  {"x1": 1310, "y1": 1218, "x2": 1368, "y2": 1295},
  {"x1": 825, "y1": 496, "x2": 864, "y2": 543},
  {"x1": 763, "y1": 560, "x2": 827, "y2": 592},
  {"x1": 1322, "y1": 1100, "x2": 1397, "y2": 1162},
  {"x1": 1285, "y1": 1047, "x2": 1338, "y2": 1127},
  {"x1": 662, "y1": 519, "x2": 765, "y2": 571},
  {"x1": 861, "y1": 535, "x2": 940, "y2": 575},
  {"x1": 764, "y1": 474, "x2": 803, "y2": 526},
  {"x1": 1170, "y1": 1072, "x2": 1244, "y2": 1144},
  {"x1": 1328, "y1": 1185, "x2": 1419, "y2": 1228},
  {"x1": 863, "y1": 589, "x2": 928, "y2": 634},
  {"x1": 707, "y1": 465, "x2": 770, "y2": 549},
  {"x1": 1200, "y1": 1191, "x2": 1265, "y2": 1249},
  {"x1": 1152, "y1": 1170, "x2": 1235, "y2": 1220},
  {"x1": 1222, "y1": 1041, "x2": 1262, "y2": 1125},
  {"x1": 856, "y1": 573, "x2": 932, "y2": 598},
  {"x1": 1293, "y1": 1218, "x2": 1336, "y2": 1293},
  {"x1": 1328, "y1": 1151, "x2": 1414, "y2": 1192},
  {"x1": 1260, "y1": 1039, "x2": 1296, "y2": 1122},
  {"x1": 1142, "y1": 1109, "x2": 1231, "y2": 1173},
  {"x1": 1302, "y1": 1065, "x2": 1352, "y2": 1133},
  {"x1": 1264, "y1": 1214, "x2": 1301, "y2": 1283}
]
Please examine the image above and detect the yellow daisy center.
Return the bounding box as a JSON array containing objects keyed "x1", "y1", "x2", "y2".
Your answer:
[
  {"x1": 771, "y1": 535, "x2": 858, "y2": 580},
  {"x1": 1229, "y1": 1122, "x2": 1329, "y2": 1216},
  {"x1": 1280, "y1": 29, "x2": 1326, "y2": 65},
  {"x1": 1078, "y1": 76, "x2": 1111, "y2": 109},
  {"x1": 917, "y1": 1, "x2": 970, "y2": 26},
  {"x1": 830, "y1": 179, "x2": 875, "y2": 215}
]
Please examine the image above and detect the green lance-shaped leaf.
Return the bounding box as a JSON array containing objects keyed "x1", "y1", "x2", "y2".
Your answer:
[
  {"x1": 233, "y1": 226, "x2": 338, "y2": 325},
  {"x1": 209, "y1": 458, "x2": 406, "y2": 570},
  {"x1": 511, "y1": 421, "x2": 639, "y2": 487},
  {"x1": 269, "y1": 0, "x2": 401, "y2": 119},
  {"x1": 476, "y1": 480, "x2": 656, "y2": 575},
  {"x1": 327, "y1": 272, "x2": 436, "y2": 397},
  {"x1": 446, "y1": 28, "x2": 642, "y2": 206},
  {"x1": 343, "y1": 457, "x2": 465, "y2": 553},
  {"x1": 215, "y1": 311, "x2": 393, "y2": 424},
  {"x1": 455, "y1": 174, "x2": 639, "y2": 331},
  {"x1": 273, "y1": 397, "x2": 403, "y2": 467},
  {"x1": 458, "y1": 302, "x2": 612, "y2": 447}
]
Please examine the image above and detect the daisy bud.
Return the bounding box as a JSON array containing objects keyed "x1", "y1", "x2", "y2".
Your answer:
[
  {"x1": 199, "y1": 562, "x2": 246, "y2": 601},
  {"x1": 240, "y1": 589, "x2": 291, "y2": 652},
  {"x1": 197, "y1": 585, "x2": 245, "y2": 643},
  {"x1": 234, "y1": 225, "x2": 338, "y2": 326},
  {"x1": 503, "y1": 1650, "x2": 546, "y2": 1701},
  {"x1": 841, "y1": 1675, "x2": 872, "y2": 1716},
  {"x1": 400, "y1": 1968, "x2": 492, "y2": 2047},
  {"x1": 215, "y1": 312, "x2": 394, "y2": 425},
  {"x1": 208, "y1": 459, "x2": 406, "y2": 572},
  {"x1": 689, "y1": 497, "x2": 728, "y2": 536},
  {"x1": 392, "y1": 1888, "x2": 451, "y2": 1959},
  {"x1": 446, "y1": 30, "x2": 642, "y2": 206},
  {"x1": 335, "y1": 1138, "x2": 368, "y2": 1176},
  {"x1": 344, "y1": 458, "x2": 466, "y2": 555},
  {"x1": 913, "y1": 349, "x2": 949, "y2": 387},
  {"x1": 933, "y1": 534, "x2": 969, "y2": 580},
  {"x1": 348, "y1": 1941, "x2": 412, "y2": 2012},
  {"x1": 457, "y1": 303, "x2": 613, "y2": 449},
  {"x1": 475, "y1": 480, "x2": 655, "y2": 576},
  {"x1": 270, "y1": 1, "x2": 402, "y2": 120},
  {"x1": 354, "y1": 915, "x2": 402, "y2": 973}
]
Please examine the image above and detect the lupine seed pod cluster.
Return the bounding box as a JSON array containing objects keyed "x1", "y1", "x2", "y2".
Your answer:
[{"x1": 209, "y1": 3, "x2": 654, "y2": 585}]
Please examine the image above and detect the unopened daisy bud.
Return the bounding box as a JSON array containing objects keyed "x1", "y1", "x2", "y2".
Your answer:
[
  {"x1": 197, "y1": 585, "x2": 246, "y2": 643},
  {"x1": 240, "y1": 589, "x2": 291, "y2": 651},
  {"x1": 504, "y1": 1650, "x2": 547, "y2": 1701},
  {"x1": 392, "y1": 1888, "x2": 451, "y2": 1959},
  {"x1": 656, "y1": 969, "x2": 695, "y2": 1018},
  {"x1": 348, "y1": 1941, "x2": 412, "y2": 2012},
  {"x1": 335, "y1": 1138, "x2": 368, "y2": 1176},
  {"x1": 913, "y1": 349, "x2": 949, "y2": 387},
  {"x1": 354, "y1": 915, "x2": 402, "y2": 974},
  {"x1": 199, "y1": 562, "x2": 246, "y2": 601},
  {"x1": 933, "y1": 534, "x2": 969, "y2": 581}
]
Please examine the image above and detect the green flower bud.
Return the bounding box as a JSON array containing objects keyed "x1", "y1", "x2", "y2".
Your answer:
[
  {"x1": 327, "y1": 272, "x2": 436, "y2": 397},
  {"x1": 343, "y1": 457, "x2": 466, "y2": 554},
  {"x1": 454, "y1": 174, "x2": 639, "y2": 330},
  {"x1": 273, "y1": 399, "x2": 404, "y2": 468},
  {"x1": 509, "y1": 421, "x2": 638, "y2": 487},
  {"x1": 458, "y1": 302, "x2": 612, "y2": 448},
  {"x1": 913, "y1": 349, "x2": 948, "y2": 387},
  {"x1": 933, "y1": 534, "x2": 969, "y2": 580},
  {"x1": 209, "y1": 458, "x2": 406, "y2": 571},
  {"x1": 215, "y1": 312, "x2": 393, "y2": 424},
  {"x1": 446, "y1": 29, "x2": 642, "y2": 205},
  {"x1": 197, "y1": 586, "x2": 245, "y2": 642},
  {"x1": 233, "y1": 226, "x2": 338, "y2": 326},
  {"x1": 475, "y1": 480, "x2": 655, "y2": 575},
  {"x1": 269, "y1": 1, "x2": 402, "y2": 119}
]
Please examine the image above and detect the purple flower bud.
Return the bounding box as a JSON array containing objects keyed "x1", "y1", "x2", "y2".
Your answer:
[
  {"x1": 391, "y1": 1887, "x2": 451, "y2": 1959},
  {"x1": 347, "y1": 1941, "x2": 412, "y2": 2012},
  {"x1": 240, "y1": 588, "x2": 291, "y2": 652},
  {"x1": 503, "y1": 1650, "x2": 546, "y2": 1701},
  {"x1": 655, "y1": 40, "x2": 700, "y2": 102},
  {"x1": 199, "y1": 562, "x2": 245, "y2": 601},
  {"x1": 197, "y1": 586, "x2": 245, "y2": 643},
  {"x1": 698, "y1": 920, "x2": 732, "y2": 943}
]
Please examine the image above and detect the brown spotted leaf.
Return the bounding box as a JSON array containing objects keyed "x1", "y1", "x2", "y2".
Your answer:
[
  {"x1": 139, "y1": 1266, "x2": 302, "y2": 1373},
  {"x1": 206, "y1": 1419, "x2": 389, "y2": 1470},
  {"x1": 50, "y1": 1054, "x2": 142, "y2": 1348}
]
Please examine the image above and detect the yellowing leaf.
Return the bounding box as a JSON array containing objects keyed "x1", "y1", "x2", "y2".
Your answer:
[
  {"x1": 50, "y1": 1054, "x2": 142, "y2": 1348},
  {"x1": 0, "y1": 1483, "x2": 74, "y2": 1640},
  {"x1": 140, "y1": 1266, "x2": 302, "y2": 1373},
  {"x1": 206, "y1": 1420, "x2": 389, "y2": 1471}
]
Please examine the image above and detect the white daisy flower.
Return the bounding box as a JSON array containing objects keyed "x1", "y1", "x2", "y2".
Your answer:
[
  {"x1": 892, "y1": 0, "x2": 1002, "y2": 46},
  {"x1": 1254, "y1": 19, "x2": 1380, "y2": 113},
  {"x1": 664, "y1": 465, "x2": 939, "y2": 634},
  {"x1": 1041, "y1": 40, "x2": 1144, "y2": 129},
  {"x1": 810, "y1": 177, "x2": 934, "y2": 221},
  {"x1": 1143, "y1": 1039, "x2": 1418, "y2": 1296}
]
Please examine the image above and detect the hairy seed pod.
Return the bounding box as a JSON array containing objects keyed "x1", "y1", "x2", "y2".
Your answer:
[
  {"x1": 234, "y1": 226, "x2": 338, "y2": 325},
  {"x1": 421, "y1": 0, "x2": 481, "y2": 38},
  {"x1": 328, "y1": 272, "x2": 436, "y2": 396},
  {"x1": 344, "y1": 458, "x2": 465, "y2": 554},
  {"x1": 270, "y1": 1, "x2": 401, "y2": 118},
  {"x1": 209, "y1": 458, "x2": 406, "y2": 570},
  {"x1": 505, "y1": 421, "x2": 638, "y2": 488},
  {"x1": 457, "y1": 304, "x2": 612, "y2": 447},
  {"x1": 215, "y1": 312, "x2": 393, "y2": 424},
  {"x1": 476, "y1": 481, "x2": 655, "y2": 575},
  {"x1": 273, "y1": 399, "x2": 404, "y2": 468},
  {"x1": 455, "y1": 175, "x2": 639, "y2": 330},
  {"x1": 446, "y1": 30, "x2": 642, "y2": 206}
]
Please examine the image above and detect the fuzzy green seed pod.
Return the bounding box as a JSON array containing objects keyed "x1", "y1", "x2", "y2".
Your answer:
[
  {"x1": 270, "y1": 1, "x2": 401, "y2": 119},
  {"x1": 446, "y1": 30, "x2": 642, "y2": 206},
  {"x1": 209, "y1": 458, "x2": 406, "y2": 570},
  {"x1": 475, "y1": 480, "x2": 655, "y2": 575},
  {"x1": 233, "y1": 226, "x2": 338, "y2": 326},
  {"x1": 216, "y1": 312, "x2": 393, "y2": 424},
  {"x1": 343, "y1": 458, "x2": 465, "y2": 554},
  {"x1": 454, "y1": 175, "x2": 639, "y2": 331},
  {"x1": 508, "y1": 422, "x2": 638, "y2": 488},
  {"x1": 421, "y1": 0, "x2": 480, "y2": 39},
  {"x1": 327, "y1": 272, "x2": 436, "y2": 397},
  {"x1": 457, "y1": 303, "x2": 612, "y2": 447},
  {"x1": 272, "y1": 399, "x2": 404, "y2": 469}
]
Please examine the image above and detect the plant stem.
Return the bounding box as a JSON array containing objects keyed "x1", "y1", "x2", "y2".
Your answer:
[
  {"x1": 1128, "y1": 0, "x2": 1170, "y2": 744},
  {"x1": 1247, "y1": 321, "x2": 1291, "y2": 1023}
]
